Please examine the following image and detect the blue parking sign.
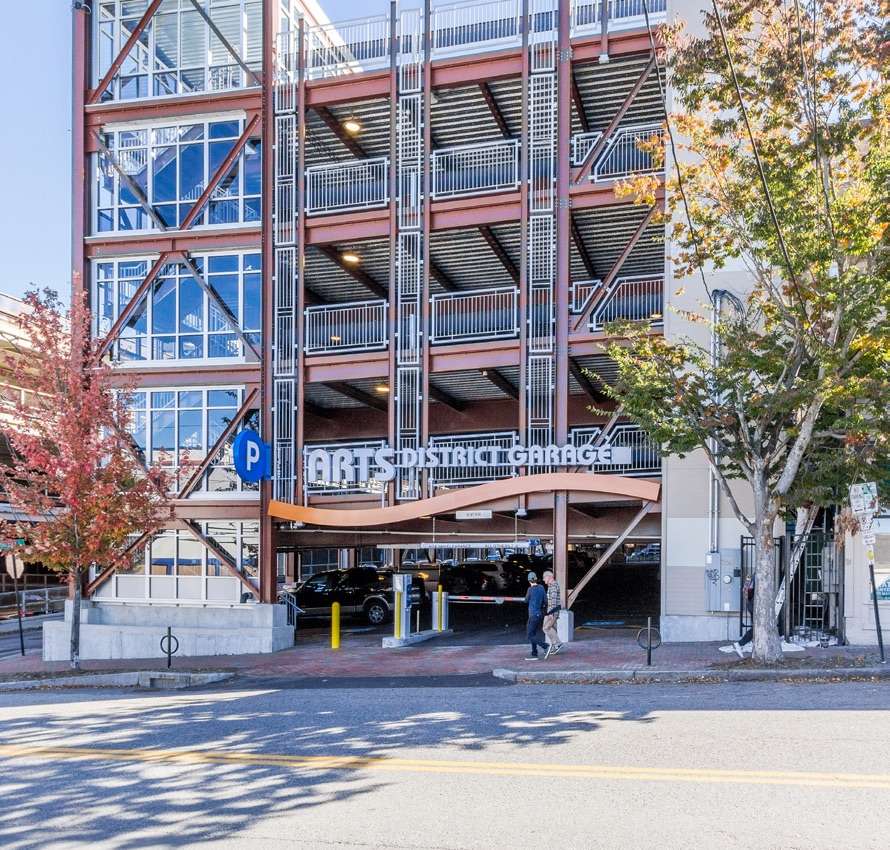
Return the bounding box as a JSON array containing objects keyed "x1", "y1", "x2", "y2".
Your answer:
[{"x1": 232, "y1": 430, "x2": 271, "y2": 483}]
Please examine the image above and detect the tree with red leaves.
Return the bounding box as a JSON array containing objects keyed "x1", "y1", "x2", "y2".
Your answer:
[{"x1": 0, "y1": 290, "x2": 171, "y2": 669}]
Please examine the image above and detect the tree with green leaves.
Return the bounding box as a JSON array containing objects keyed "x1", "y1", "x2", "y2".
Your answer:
[{"x1": 601, "y1": 0, "x2": 888, "y2": 662}]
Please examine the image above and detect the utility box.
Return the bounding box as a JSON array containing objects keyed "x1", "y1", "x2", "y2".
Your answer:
[{"x1": 705, "y1": 549, "x2": 741, "y2": 613}]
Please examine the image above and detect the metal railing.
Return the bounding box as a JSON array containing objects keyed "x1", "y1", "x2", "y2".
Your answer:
[
  {"x1": 431, "y1": 139, "x2": 520, "y2": 199},
  {"x1": 305, "y1": 15, "x2": 391, "y2": 79},
  {"x1": 303, "y1": 440, "x2": 387, "y2": 499},
  {"x1": 305, "y1": 157, "x2": 389, "y2": 215},
  {"x1": 431, "y1": 0, "x2": 522, "y2": 56},
  {"x1": 593, "y1": 124, "x2": 665, "y2": 182},
  {"x1": 571, "y1": 279, "x2": 602, "y2": 312},
  {"x1": 428, "y1": 431, "x2": 519, "y2": 490},
  {"x1": 590, "y1": 276, "x2": 663, "y2": 329},
  {"x1": 571, "y1": 423, "x2": 661, "y2": 476},
  {"x1": 571, "y1": 0, "x2": 667, "y2": 33},
  {"x1": 0, "y1": 586, "x2": 68, "y2": 620},
  {"x1": 571, "y1": 131, "x2": 603, "y2": 166},
  {"x1": 430, "y1": 287, "x2": 520, "y2": 344},
  {"x1": 304, "y1": 300, "x2": 388, "y2": 355}
]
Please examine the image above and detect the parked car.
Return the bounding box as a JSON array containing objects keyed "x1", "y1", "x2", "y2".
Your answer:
[
  {"x1": 438, "y1": 561, "x2": 528, "y2": 596},
  {"x1": 292, "y1": 567, "x2": 427, "y2": 625}
]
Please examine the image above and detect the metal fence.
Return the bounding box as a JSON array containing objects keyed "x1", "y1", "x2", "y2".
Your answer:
[
  {"x1": 304, "y1": 300, "x2": 388, "y2": 354},
  {"x1": 431, "y1": 0, "x2": 523, "y2": 56},
  {"x1": 427, "y1": 431, "x2": 519, "y2": 490},
  {"x1": 0, "y1": 585, "x2": 68, "y2": 620},
  {"x1": 570, "y1": 424, "x2": 661, "y2": 476},
  {"x1": 430, "y1": 287, "x2": 520, "y2": 344},
  {"x1": 593, "y1": 124, "x2": 665, "y2": 182},
  {"x1": 305, "y1": 157, "x2": 389, "y2": 215},
  {"x1": 305, "y1": 15, "x2": 391, "y2": 79},
  {"x1": 740, "y1": 533, "x2": 844, "y2": 645},
  {"x1": 590, "y1": 276, "x2": 663, "y2": 329},
  {"x1": 431, "y1": 139, "x2": 520, "y2": 199}
]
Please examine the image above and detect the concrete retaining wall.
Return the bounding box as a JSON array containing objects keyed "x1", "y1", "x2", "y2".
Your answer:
[{"x1": 43, "y1": 601, "x2": 294, "y2": 661}]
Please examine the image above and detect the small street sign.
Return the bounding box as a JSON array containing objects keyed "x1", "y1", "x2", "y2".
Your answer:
[
  {"x1": 455, "y1": 510, "x2": 493, "y2": 520},
  {"x1": 849, "y1": 481, "x2": 879, "y2": 516},
  {"x1": 5, "y1": 555, "x2": 24, "y2": 580}
]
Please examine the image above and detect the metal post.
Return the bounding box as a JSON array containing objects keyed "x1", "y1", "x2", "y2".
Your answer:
[
  {"x1": 868, "y1": 562, "x2": 885, "y2": 663},
  {"x1": 646, "y1": 616, "x2": 652, "y2": 666},
  {"x1": 331, "y1": 602, "x2": 341, "y2": 650},
  {"x1": 12, "y1": 571, "x2": 25, "y2": 657},
  {"x1": 394, "y1": 590, "x2": 403, "y2": 639}
]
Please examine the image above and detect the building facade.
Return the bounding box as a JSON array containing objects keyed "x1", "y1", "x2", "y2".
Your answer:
[{"x1": 70, "y1": 0, "x2": 805, "y2": 654}]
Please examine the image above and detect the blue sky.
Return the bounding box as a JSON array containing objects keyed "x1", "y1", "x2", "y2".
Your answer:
[{"x1": 0, "y1": 0, "x2": 401, "y2": 302}]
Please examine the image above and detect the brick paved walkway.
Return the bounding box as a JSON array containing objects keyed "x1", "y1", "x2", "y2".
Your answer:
[{"x1": 0, "y1": 626, "x2": 878, "y2": 681}]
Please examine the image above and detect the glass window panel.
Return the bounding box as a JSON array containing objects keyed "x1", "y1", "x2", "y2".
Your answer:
[
  {"x1": 209, "y1": 199, "x2": 239, "y2": 225},
  {"x1": 179, "y1": 143, "x2": 205, "y2": 206},
  {"x1": 150, "y1": 533, "x2": 176, "y2": 576},
  {"x1": 150, "y1": 410, "x2": 175, "y2": 462},
  {"x1": 178, "y1": 409, "x2": 203, "y2": 451},
  {"x1": 179, "y1": 124, "x2": 204, "y2": 143},
  {"x1": 155, "y1": 204, "x2": 178, "y2": 227},
  {"x1": 241, "y1": 524, "x2": 260, "y2": 578},
  {"x1": 177, "y1": 536, "x2": 204, "y2": 576},
  {"x1": 209, "y1": 140, "x2": 236, "y2": 182},
  {"x1": 153, "y1": 12, "x2": 179, "y2": 72},
  {"x1": 154, "y1": 72, "x2": 178, "y2": 97},
  {"x1": 243, "y1": 273, "x2": 260, "y2": 330},
  {"x1": 206, "y1": 407, "x2": 235, "y2": 445},
  {"x1": 180, "y1": 68, "x2": 205, "y2": 95},
  {"x1": 208, "y1": 254, "x2": 238, "y2": 273},
  {"x1": 180, "y1": 10, "x2": 205, "y2": 69},
  {"x1": 243, "y1": 141, "x2": 261, "y2": 195},
  {"x1": 119, "y1": 207, "x2": 147, "y2": 230},
  {"x1": 98, "y1": 210, "x2": 114, "y2": 232},
  {"x1": 209, "y1": 120, "x2": 240, "y2": 139},
  {"x1": 208, "y1": 389, "x2": 239, "y2": 407},
  {"x1": 151, "y1": 391, "x2": 175, "y2": 409},
  {"x1": 151, "y1": 276, "x2": 176, "y2": 334},
  {"x1": 207, "y1": 465, "x2": 237, "y2": 492},
  {"x1": 208, "y1": 333, "x2": 239, "y2": 358},
  {"x1": 243, "y1": 253, "x2": 261, "y2": 272},
  {"x1": 210, "y1": 273, "x2": 238, "y2": 319},
  {"x1": 152, "y1": 145, "x2": 177, "y2": 202},
  {"x1": 178, "y1": 390, "x2": 203, "y2": 408},
  {"x1": 179, "y1": 335, "x2": 203, "y2": 359},
  {"x1": 178, "y1": 276, "x2": 203, "y2": 333},
  {"x1": 152, "y1": 336, "x2": 176, "y2": 360},
  {"x1": 243, "y1": 197, "x2": 260, "y2": 223}
]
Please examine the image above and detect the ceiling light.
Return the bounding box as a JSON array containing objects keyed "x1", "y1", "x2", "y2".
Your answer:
[
  {"x1": 374, "y1": 385, "x2": 390, "y2": 394},
  {"x1": 341, "y1": 252, "x2": 360, "y2": 265},
  {"x1": 343, "y1": 117, "x2": 362, "y2": 135}
]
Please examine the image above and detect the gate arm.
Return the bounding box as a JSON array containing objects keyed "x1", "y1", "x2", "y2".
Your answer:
[{"x1": 567, "y1": 501, "x2": 655, "y2": 608}]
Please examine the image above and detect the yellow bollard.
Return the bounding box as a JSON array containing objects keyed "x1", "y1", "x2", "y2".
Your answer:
[
  {"x1": 331, "y1": 601, "x2": 341, "y2": 650},
  {"x1": 437, "y1": 584, "x2": 444, "y2": 632},
  {"x1": 394, "y1": 590, "x2": 402, "y2": 639}
]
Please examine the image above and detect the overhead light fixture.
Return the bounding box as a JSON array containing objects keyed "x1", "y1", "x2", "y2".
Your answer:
[
  {"x1": 343, "y1": 117, "x2": 362, "y2": 135},
  {"x1": 374, "y1": 385, "x2": 390, "y2": 394},
  {"x1": 341, "y1": 251, "x2": 360, "y2": 265}
]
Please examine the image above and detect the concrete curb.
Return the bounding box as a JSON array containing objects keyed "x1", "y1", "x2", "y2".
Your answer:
[
  {"x1": 0, "y1": 671, "x2": 234, "y2": 691},
  {"x1": 382, "y1": 628, "x2": 454, "y2": 648},
  {"x1": 492, "y1": 666, "x2": 890, "y2": 684}
]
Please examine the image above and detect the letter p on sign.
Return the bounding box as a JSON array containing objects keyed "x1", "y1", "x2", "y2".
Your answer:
[{"x1": 233, "y1": 430, "x2": 271, "y2": 484}]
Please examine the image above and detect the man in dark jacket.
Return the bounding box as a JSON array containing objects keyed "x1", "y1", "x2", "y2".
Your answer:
[{"x1": 524, "y1": 572, "x2": 548, "y2": 660}]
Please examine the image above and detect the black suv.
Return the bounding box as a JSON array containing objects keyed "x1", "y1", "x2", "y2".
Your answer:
[
  {"x1": 291, "y1": 567, "x2": 427, "y2": 625},
  {"x1": 438, "y1": 560, "x2": 529, "y2": 596}
]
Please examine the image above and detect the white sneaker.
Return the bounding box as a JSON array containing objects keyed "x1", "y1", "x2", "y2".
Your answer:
[
  {"x1": 525, "y1": 655, "x2": 540, "y2": 661},
  {"x1": 718, "y1": 645, "x2": 735, "y2": 654},
  {"x1": 552, "y1": 643, "x2": 563, "y2": 655},
  {"x1": 544, "y1": 645, "x2": 553, "y2": 660},
  {"x1": 732, "y1": 642, "x2": 744, "y2": 659}
]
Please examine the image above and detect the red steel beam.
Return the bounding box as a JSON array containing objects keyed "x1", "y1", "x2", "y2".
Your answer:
[
  {"x1": 479, "y1": 83, "x2": 512, "y2": 138},
  {"x1": 571, "y1": 71, "x2": 589, "y2": 133},
  {"x1": 86, "y1": 226, "x2": 261, "y2": 258},
  {"x1": 95, "y1": 253, "x2": 175, "y2": 359},
  {"x1": 571, "y1": 214, "x2": 598, "y2": 279},
  {"x1": 312, "y1": 105, "x2": 368, "y2": 158},
  {"x1": 478, "y1": 225, "x2": 519, "y2": 283},
  {"x1": 87, "y1": 0, "x2": 165, "y2": 105},
  {"x1": 571, "y1": 202, "x2": 659, "y2": 332},
  {"x1": 573, "y1": 54, "x2": 656, "y2": 184},
  {"x1": 180, "y1": 114, "x2": 261, "y2": 230},
  {"x1": 180, "y1": 520, "x2": 260, "y2": 598}
]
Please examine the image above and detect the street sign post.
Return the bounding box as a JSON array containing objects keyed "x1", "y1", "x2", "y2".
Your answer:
[
  {"x1": 4, "y1": 555, "x2": 26, "y2": 657},
  {"x1": 849, "y1": 482, "x2": 883, "y2": 663}
]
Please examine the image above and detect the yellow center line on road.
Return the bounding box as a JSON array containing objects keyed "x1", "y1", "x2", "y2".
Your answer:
[{"x1": 0, "y1": 743, "x2": 888, "y2": 790}]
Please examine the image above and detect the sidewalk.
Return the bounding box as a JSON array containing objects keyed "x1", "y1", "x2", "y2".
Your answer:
[{"x1": 0, "y1": 628, "x2": 884, "y2": 685}]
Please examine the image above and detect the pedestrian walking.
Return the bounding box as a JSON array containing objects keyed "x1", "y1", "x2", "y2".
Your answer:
[
  {"x1": 524, "y1": 572, "x2": 548, "y2": 660},
  {"x1": 733, "y1": 574, "x2": 755, "y2": 657},
  {"x1": 542, "y1": 570, "x2": 563, "y2": 659}
]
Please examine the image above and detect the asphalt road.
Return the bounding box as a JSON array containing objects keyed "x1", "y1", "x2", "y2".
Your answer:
[
  {"x1": 0, "y1": 627, "x2": 42, "y2": 660},
  {"x1": 0, "y1": 679, "x2": 888, "y2": 850}
]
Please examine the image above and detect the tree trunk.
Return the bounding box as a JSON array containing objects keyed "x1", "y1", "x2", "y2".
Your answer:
[
  {"x1": 70, "y1": 566, "x2": 82, "y2": 671},
  {"x1": 752, "y1": 513, "x2": 783, "y2": 664}
]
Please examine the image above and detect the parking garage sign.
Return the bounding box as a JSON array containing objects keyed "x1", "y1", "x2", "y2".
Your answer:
[
  {"x1": 233, "y1": 430, "x2": 271, "y2": 483},
  {"x1": 305, "y1": 442, "x2": 633, "y2": 485}
]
